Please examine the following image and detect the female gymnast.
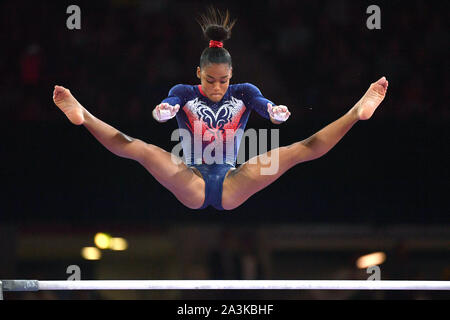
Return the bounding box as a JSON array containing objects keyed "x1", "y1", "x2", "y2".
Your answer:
[{"x1": 52, "y1": 9, "x2": 388, "y2": 211}]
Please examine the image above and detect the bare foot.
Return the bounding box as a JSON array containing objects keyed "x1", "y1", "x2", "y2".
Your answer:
[
  {"x1": 353, "y1": 77, "x2": 389, "y2": 120},
  {"x1": 53, "y1": 85, "x2": 85, "y2": 125}
]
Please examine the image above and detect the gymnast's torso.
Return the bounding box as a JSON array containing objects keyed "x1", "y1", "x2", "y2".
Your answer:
[{"x1": 161, "y1": 83, "x2": 274, "y2": 166}]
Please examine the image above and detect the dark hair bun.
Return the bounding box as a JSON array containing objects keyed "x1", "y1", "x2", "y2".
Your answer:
[
  {"x1": 198, "y1": 7, "x2": 236, "y2": 43},
  {"x1": 204, "y1": 24, "x2": 230, "y2": 42}
]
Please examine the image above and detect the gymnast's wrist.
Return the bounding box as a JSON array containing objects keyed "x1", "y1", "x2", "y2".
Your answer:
[
  {"x1": 270, "y1": 116, "x2": 283, "y2": 124},
  {"x1": 347, "y1": 105, "x2": 360, "y2": 122}
]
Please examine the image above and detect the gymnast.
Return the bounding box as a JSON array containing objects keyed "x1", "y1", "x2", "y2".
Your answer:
[{"x1": 52, "y1": 8, "x2": 388, "y2": 211}]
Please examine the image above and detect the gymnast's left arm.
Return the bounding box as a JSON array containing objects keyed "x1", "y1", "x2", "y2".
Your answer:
[{"x1": 242, "y1": 83, "x2": 291, "y2": 124}]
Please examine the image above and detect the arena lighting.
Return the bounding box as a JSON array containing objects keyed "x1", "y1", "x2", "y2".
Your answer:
[
  {"x1": 356, "y1": 252, "x2": 386, "y2": 269},
  {"x1": 94, "y1": 232, "x2": 111, "y2": 249},
  {"x1": 81, "y1": 247, "x2": 101, "y2": 260},
  {"x1": 109, "y1": 237, "x2": 128, "y2": 251}
]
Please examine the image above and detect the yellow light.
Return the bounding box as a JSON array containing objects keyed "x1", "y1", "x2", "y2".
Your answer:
[
  {"x1": 109, "y1": 237, "x2": 128, "y2": 251},
  {"x1": 94, "y1": 232, "x2": 111, "y2": 249},
  {"x1": 81, "y1": 247, "x2": 102, "y2": 260},
  {"x1": 356, "y1": 252, "x2": 386, "y2": 269}
]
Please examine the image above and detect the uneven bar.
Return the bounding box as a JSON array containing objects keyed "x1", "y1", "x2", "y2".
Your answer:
[{"x1": 2, "y1": 280, "x2": 450, "y2": 291}]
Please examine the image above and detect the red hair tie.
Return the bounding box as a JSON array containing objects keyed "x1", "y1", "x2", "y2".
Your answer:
[{"x1": 209, "y1": 40, "x2": 223, "y2": 48}]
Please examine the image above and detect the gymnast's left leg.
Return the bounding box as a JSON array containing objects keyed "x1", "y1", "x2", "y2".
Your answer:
[{"x1": 221, "y1": 76, "x2": 389, "y2": 210}]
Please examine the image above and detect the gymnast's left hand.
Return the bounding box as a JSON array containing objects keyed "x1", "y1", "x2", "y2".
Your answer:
[{"x1": 267, "y1": 103, "x2": 291, "y2": 122}]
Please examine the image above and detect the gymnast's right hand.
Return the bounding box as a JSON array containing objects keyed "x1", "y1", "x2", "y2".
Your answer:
[{"x1": 152, "y1": 103, "x2": 180, "y2": 122}]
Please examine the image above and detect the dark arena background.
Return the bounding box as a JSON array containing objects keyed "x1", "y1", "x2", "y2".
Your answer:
[{"x1": 0, "y1": 0, "x2": 448, "y2": 301}]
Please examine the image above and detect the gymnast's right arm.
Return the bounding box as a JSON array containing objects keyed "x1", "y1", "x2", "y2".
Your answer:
[{"x1": 152, "y1": 85, "x2": 184, "y2": 123}]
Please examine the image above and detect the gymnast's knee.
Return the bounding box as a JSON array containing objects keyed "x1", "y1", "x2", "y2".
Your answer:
[{"x1": 134, "y1": 141, "x2": 161, "y2": 164}]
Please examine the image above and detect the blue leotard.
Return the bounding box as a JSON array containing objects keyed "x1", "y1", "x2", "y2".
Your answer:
[{"x1": 161, "y1": 83, "x2": 275, "y2": 210}]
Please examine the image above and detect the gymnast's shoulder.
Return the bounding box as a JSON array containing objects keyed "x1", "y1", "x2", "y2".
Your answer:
[
  {"x1": 166, "y1": 84, "x2": 198, "y2": 96},
  {"x1": 230, "y1": 82, "x2": 264, "y2": 97}
]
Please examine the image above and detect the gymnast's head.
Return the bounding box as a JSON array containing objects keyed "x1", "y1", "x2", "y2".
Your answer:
[{"x1": 196, "y1": 7, "x2": 236, "y2": 103}]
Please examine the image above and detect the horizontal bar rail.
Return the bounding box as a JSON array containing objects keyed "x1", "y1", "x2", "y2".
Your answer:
[{"x1": 2, "y1": 280, "x2": 450, "y2": 292}]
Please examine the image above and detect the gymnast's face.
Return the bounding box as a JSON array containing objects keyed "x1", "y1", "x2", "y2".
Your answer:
[{"x1": 197, "y1": 63, "x2": 232, "y2": 103}]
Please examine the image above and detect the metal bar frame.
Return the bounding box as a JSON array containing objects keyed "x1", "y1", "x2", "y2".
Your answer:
[{"x1": 1, "y1": 279, "x2": 449, "y2": 298}]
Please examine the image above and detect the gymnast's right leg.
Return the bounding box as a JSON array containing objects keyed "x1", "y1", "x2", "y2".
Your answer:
[{"x1": 52, "y1": 85, "x2": 205, "y2": 209}]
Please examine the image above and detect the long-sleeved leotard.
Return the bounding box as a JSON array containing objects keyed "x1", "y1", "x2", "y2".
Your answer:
[{"x1": 161, "y1": 83, "x2": 275, "y2": 166}]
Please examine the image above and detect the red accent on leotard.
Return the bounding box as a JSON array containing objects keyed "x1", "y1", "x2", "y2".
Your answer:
[{"x1": 198, "y1": 85, "x2": 206, "y2": 97}]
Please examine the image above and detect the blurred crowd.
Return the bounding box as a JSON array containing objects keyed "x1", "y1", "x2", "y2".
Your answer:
[
  {"x1": 249, "y1": 0, "x2": 449, "y2": 121},
  {"x1": 2, "y1": 0, "x2": 192, "y2": 123},
  {"x1": 1, "y1": 0, "x2": 448, "y2": 124}
]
